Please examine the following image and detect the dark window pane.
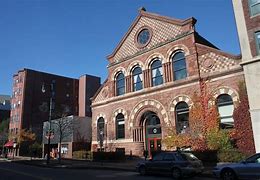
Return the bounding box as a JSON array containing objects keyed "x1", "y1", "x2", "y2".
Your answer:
[
  {"x1": 151, "y1": 60, "x2": 163, "y2": 86},
  {"x1": 133, "y1": 67, "x2": 143, "y2": 91},
  {"x1": 172, "y1": 52, "x2": 187, "y2": 80},
  {"x1": 256, "y1": 32, "x2": 260, "y2": 55},
  {"x1": 250, "y1": 0, "x2": 260, "y2": 16},
  {"x1": 116, "y1": 114, "x2": 125, "y2": 139},
  {"x1": 116, "y1": 73, "x2": 125, "y2": 96},
  {"x1": 138, "y1": 29, "x2": 150, "y2": 45},
  {"x1": 176, "y1": 102, "x2": 189, "y2": 134},
  {"x1": 174, "y1": 69, "x2": 187, "y2": 80}
]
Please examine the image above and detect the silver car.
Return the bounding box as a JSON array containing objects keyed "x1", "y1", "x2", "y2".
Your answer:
[{"x1": 213, "y1": 153, "x2": 260, "y2": 180}]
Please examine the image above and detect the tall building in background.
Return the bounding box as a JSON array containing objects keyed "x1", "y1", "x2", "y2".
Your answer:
[
  {"x1": 10, "y1": 68, "x2": 79, "y2": 155},
  {"x1": 79, "y1": 74, "x2": 101, "y2": 117},
  {"x1": 232, "y1": 0, "x2": 260, "y2": 152},
  {"x1": 0, "y1": 95, "x2": 11, "y2": 123}
]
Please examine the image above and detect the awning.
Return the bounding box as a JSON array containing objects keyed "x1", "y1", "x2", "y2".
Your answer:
[{"x1": 4, "y1": 140, "x2": 13, "y2": 147}]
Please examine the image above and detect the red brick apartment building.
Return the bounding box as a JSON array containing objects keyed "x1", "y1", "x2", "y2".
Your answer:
[
  {"x1": 10, "y1": 68, "x2": 100, "y2": 156},
  {"x1": 232, "y1": 0, "x2": 260, "y2": 152},
  {"x1": 91, "y1": 8, "x2": 246, "y2": 156}
]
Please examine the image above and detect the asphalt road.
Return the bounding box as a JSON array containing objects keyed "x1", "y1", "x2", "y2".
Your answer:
[{"x1": 0, "y1": 161, "x2": 216, "y2": 180}]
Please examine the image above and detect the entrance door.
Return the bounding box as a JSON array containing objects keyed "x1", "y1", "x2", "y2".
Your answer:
[
  {"x1": 148, "y1": 138, "x2": 161, "y2": 157},
  {"x1": 143, "y1": 111, "x2": 162, "y2": 158}
]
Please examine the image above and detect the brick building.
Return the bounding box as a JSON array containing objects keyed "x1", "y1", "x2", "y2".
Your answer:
[
  {"x1": 232, "y1": 0, "x2": 260, "y2": 152},
  {"x1": 91, "y1": 8, "x2": 246, "y2": 156},
  {"x1": 10, "y1": 68, "x2": 100, "y2": 156}
]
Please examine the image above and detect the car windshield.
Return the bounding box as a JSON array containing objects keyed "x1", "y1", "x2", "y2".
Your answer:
[{"x1": 181, "y1": 153, "x2": 199, "y2": 161}]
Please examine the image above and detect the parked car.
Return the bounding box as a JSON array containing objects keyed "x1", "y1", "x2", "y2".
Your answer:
[
  {"x1": 136, "y1": 151, "x2": 204, "y2": 179},
  {"x1": 213, "y1": 153, "x2": 260, "y2": 180}
]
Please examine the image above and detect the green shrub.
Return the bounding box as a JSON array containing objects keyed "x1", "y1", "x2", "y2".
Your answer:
[
  {"x1": 29, "y1": 142, "x2": 42, "y2": 158},
  {"x1": 73, "y1": 150, "x2": 92, "y2": 160},
  {"x1": 217, "y1": 149, "x2": 246, "y2": 162}
]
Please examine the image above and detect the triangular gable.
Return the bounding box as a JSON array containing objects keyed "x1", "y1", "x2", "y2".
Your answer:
[
  {"x1": 107, "y1": 9, "x2": 196, "y2": 64},
  {"x1": 196, "y1": 43, "x2": 242, "y2": 74}
]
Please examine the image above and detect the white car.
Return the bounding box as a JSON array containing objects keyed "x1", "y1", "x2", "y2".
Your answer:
[{"x1": 213, "y1": 153, "x2": 260, "y2": 180}]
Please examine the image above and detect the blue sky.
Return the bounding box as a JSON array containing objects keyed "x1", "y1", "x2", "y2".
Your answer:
[{"x1": 0, "y1": 0, "x2": 240, "y2": 96}]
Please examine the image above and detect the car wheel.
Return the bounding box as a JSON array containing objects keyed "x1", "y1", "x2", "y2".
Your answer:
[
  {"x1": 221, "y1": 169, "x2": 237, "y2": 180},
  {"x1": 172, "y1": 168, "x2": 182, "y2": 179},
  {"x1": 139, "y1": 166, "x2": 146, "y2": 176}
]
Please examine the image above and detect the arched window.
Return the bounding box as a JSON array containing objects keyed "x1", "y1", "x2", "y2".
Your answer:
[
  {"x1": 116, "y1": 72, "x2": 125, "y2": 96},
  {"x1": 116, "y1": 113, "x2": 125, "y2": 139},
  {"x1": 133, "y1": 67, "x2": 143, "y2": 91},
  {"x1": 97, "y1": 117, "x2": 105, "y2": 141},
  {"x1": 217, "y1": 94, "x2": 234, "y2": 129},
  {"x1": 172, "y1": 52, "x2": 187, "y2": 81},
  {"x1": 175, "y1": 102, "x2": 189, "y2": 134},
  {"x1": 151, "y1": 59, "x2": 163, "y2": 87}
]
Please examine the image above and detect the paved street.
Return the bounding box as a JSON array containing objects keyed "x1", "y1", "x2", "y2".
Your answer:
[{"x1": 0, "y1": 161, "x2": 216, "y2": 180}]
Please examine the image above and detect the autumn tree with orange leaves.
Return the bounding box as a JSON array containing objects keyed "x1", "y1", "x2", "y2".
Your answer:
[
  {"x1": 164, "y1": 79, "x2": 221, "y2": 151},
  {"x1": 233, "y1": 82, "x2": 255, "y2": 155}
]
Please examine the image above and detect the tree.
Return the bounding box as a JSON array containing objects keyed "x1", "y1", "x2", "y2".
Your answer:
[
  {"x1": 0, "y1": 118, "x2": 9, "y2": 154},
  {"x1": 163, "y1": 79, "x2": 221, "y2": 151},
  {"x1": 52, "y1": 116, "x2": 73, "y2": 164},
  {"x1": 233, "y1": 81, "x2": 255, "y2": 155}
]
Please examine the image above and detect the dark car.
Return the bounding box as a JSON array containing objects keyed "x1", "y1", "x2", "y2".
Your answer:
[
  {"x1": 213, "y1": 153, "x2": 260, "y2": 180},
  {"x1": 136, "y1": 151, "x2": 204, "y2": 179}
]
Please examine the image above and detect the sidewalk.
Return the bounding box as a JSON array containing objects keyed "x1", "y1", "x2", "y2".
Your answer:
[{"x1": 1, "y1": 156, "x2": 214, "y2": 178}]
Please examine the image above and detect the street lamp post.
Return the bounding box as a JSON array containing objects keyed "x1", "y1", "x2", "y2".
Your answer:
[{"x1": 42, "y1": 81, "x2": 55, "y2": 165}]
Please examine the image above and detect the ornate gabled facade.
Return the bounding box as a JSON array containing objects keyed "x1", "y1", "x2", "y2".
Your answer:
[{"x1": 91, "y1": 8, "x2": 244, "y2": 156}]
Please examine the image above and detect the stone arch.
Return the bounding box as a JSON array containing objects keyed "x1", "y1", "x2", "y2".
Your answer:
[
  {"x1": 166, "y1": 44, "x2": 190, "y2": 63},
  {"x1": 126, "y1": 60, "x2": 144, "y2": 76},
  {"x1": 212, "y1": 86, "x2": 239, "y2": 105},
  {"x1": 144, "y1": 53, "x2": 166, "y2": 70},
  {"x1": 111, "y1": 67, "x2": 126, "y2": 81},
  {"x1": 129, "y1": 99, "x2": 169, "y2": 129},
  {"x1": 95, "y1": 113, "x2": 107, "y2": 125},
  {"x1": 170, "y1": 95, "x2": 193, "y2": 112},
  {"x1": 112, "y1": 108, "x2": 128, "y2": 123}
]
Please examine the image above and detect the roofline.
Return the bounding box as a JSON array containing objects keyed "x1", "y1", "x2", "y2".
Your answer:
[
  {"x1": 107, "y1": 9, "x2": 196, "y2": 60},
  {"x1": 195, "y1": 43, "x2": 241, "y2": 60},
  {"x1": 12, "y1": 68, "x2": 79, "y2": 80}
]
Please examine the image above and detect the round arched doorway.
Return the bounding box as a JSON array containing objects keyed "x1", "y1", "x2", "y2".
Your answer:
[{"x1": 141, "y1": 111, "x2": 162, "y2": 157}]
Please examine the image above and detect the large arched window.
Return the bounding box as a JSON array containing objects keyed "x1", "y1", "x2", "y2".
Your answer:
[
  {"x1": 175, "y1": 102, "x2": 189, "y2": 134},
  {"x1": 217, "y1": 94, "x2": 234, "y2": 129},
  {"x1": 133, "y1": 67, "x2": 143, "y2": 91},
  {"x1": 116, "y1": 72, "x2": 125, "y2": 96},
  {"x1": 116, "y1": 113, "x2": 125, "y2": 139},
  {"x1": 151, "y1": 59, "x2": 163, "y2": 87},
  {"x1": 97, "y1": 117, "x2": 105, "y2": 141},
  {"x1": 172, "y1": 52, "x2": 187, "y2": 81}
]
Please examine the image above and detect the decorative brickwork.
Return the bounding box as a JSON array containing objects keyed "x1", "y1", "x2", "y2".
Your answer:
[
  {"x1": 113, "y1": 16, "x2": 183, "y2": 63},
  {"x1": 199, "y1": 52, "x2": 240, "y2": 74}
]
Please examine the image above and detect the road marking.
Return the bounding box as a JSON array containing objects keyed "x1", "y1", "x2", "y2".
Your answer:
[{"x1": 0, "y1": 167, "x2": 52, "y2": 180}]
